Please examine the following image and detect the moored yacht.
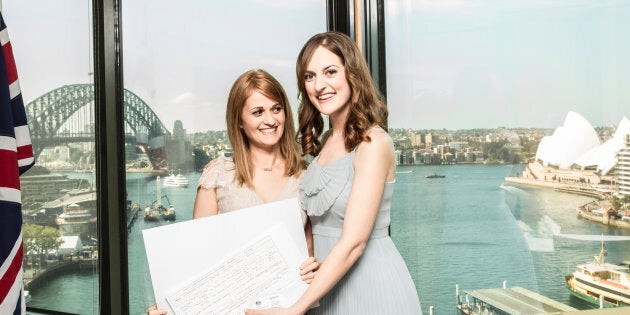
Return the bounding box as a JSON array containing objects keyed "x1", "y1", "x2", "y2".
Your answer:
[
  {"x1": 162, "y1": 173, "x2": 189, "y2": 187},
  {"x1": 565, "y1": 239, "x2": 630, "y2": 308}
]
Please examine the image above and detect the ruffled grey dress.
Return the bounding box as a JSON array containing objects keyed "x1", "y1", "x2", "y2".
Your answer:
[{"x1": 300, "y1": 150, "x2": 422, "y2": 315}]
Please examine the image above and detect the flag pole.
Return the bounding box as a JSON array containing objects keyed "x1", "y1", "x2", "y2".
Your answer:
[{"x1": 353, "y1": 0, "x2": 362, "y2": 54}]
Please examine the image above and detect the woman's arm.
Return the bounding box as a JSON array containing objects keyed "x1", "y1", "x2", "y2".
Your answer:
[
  {"x1": 299, "y1": 217, "x2": 319, "y2": 284},
  {"x1": 247, "y1": 130, "x2": 394, "y2": 315},
  {"x1": 192, "y1": 187, "x2": 219, "y2": 218},
  {"x1": 304, "y1": 217, "x2": 314, "y2": 257}
]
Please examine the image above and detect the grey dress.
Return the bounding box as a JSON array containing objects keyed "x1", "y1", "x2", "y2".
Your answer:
[{"x1": 300, "y1": 150, "x2": 422, "y2": 315}]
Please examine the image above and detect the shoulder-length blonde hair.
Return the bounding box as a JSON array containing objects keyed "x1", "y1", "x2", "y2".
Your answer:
[
  {"x1": 226, "y1": 69, "x2": 304, "y2": 187},
  {"x1": 295, "y1": 31, "x2": 388, "y2": 157}
]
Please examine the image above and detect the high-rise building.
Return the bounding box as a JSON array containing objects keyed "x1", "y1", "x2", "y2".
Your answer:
[
  {"x1": 165, "y1": 120, "x2": 194, "y2": 171},
  {"x1": 616, "y1": 134, "x2": 630, "y2": 196}
]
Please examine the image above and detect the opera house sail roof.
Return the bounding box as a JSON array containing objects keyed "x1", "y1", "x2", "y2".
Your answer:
[{"x1": 535, "y1": 111, "x2": 630, "y2": 175}]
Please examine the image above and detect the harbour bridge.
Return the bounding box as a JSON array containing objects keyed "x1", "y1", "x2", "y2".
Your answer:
[{"x1": 25, "y1": 84, "x2": 171, "y2": 170}]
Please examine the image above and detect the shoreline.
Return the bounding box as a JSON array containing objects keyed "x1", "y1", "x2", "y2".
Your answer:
[
  {"x1": 504, "y1": 176, "x2": 608, "y2": 199},
  {"x1": 575, "y1": 203, "x2": 630, "y2": 229}
]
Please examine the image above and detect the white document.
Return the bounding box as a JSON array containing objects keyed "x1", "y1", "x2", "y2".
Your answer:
[
  {"x1": 165, "y1": 223, "x2": 304, "y2": 314},
  {"x1": 142, "y1": 198, "x2": 308, "y2": 314}
]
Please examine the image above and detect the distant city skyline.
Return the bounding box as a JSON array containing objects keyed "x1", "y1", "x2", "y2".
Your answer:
[{"x1": 3, "y1": 0, "x2": 630, "y2": 133}]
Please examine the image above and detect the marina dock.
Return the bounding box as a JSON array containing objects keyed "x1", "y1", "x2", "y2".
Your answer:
[
  {"x1": 455, "y1": 284, "x2": 630, "y2": 314},
  {"x1": 456, "y1": 285, "x2": 577, "y2": 314}
]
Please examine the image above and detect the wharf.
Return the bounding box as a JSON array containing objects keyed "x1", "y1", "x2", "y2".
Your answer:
[
  {"x1": 456, "y1": 286, "x2": 630, "y2": 314},
  {"x1": 457, "y1": 286, "x2": 577, "y2": 314},
  {"x1": 576, "y1": 203, "x2": 630, "y2": 229},
  {"x1": 504, "y1": 160, "x2": 614, "y2": 200},
  {"x1": 505, "y1": 177, "x2": 607, "y2": 199}
]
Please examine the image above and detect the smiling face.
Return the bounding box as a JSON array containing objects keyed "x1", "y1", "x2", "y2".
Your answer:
[
  {"x1": 240, "y1": 90, "x2": 285, "y2": 150},
  {"x1": 304, "y1": 46, "x2": 352, "y2": 118}
]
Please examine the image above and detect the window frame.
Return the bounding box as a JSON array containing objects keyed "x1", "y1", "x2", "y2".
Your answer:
[
  {"x1": 93, "y1": 0, "x2": 128, "y2": 314},
  {"x1": 90, "y1": 1, "x2": 386, "y2": 313}
]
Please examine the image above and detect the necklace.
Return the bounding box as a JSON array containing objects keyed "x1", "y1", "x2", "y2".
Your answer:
[{"x1": 252, "y1": 158, "x2": 283, "y2": 172}]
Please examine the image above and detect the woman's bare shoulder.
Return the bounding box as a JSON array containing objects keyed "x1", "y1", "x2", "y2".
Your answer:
[{"x1": 364, "y1": 126, "x2": 393, "y2": 148}]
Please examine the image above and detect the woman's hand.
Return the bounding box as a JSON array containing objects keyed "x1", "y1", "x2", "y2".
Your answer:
[
  {"x1": 299, "y1": 256, "x2": 319, "y2": 284},
  {"x1": 146, "y1": 304, "x2": 167, "y2": 315}
]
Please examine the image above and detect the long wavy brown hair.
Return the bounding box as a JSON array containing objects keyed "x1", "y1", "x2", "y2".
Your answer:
[
  {"x1": 226, "y1": 69, "x2": 304, "y2": 187},
  {"x1": 296, "y1": 31, "x2": 388, "y2": 157}
]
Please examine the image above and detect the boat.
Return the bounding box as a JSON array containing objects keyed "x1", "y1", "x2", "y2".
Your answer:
[
  {"x1": 426, "y1": 173, "x2": 446, "y2": 178},
  {"x1": 143, "y1": 197, "x2": 177, "y2": 222},
  {"x1": 565, "y1": 238, "x2": 630, "y2": 308},
  {"x1": 162, "y1": 173, "x2": 189, "y2": 187},
  {"x1": 144, "y1": 176, "x2": 176, "y2": 222},
  {"x1": 396, "y1": 170, "x2": 413, "y2": 174}
]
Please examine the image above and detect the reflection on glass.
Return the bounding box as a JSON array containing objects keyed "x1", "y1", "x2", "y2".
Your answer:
[
  {"x1": 5, "y1": 0, "x2": 98, "y2": 313},
  {"x1": 122, "y1": 1, "x2": 325, "y2": 313},
  {"x1": 386, "y1": 1, "x2": 630, "y2": 313}
]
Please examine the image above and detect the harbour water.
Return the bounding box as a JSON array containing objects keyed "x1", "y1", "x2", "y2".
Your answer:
[{"x1": 27, "y1": 165, "x2": 630, "y2": 314}]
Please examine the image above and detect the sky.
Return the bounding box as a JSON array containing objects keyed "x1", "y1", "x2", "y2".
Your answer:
[
  {"x1": 386, "y1": 0, "x2": 630, "y2": 130},
  {"x1": 3, "y1": 0, "x2": 630, "y2": 133}
]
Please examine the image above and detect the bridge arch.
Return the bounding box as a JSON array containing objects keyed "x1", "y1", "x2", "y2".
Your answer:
[{"x1": 25, "y1": 84, "x2": 171, "y2": 169}]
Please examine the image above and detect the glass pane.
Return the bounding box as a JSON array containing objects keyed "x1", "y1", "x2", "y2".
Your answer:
[
  {"x1": 4, "y1": 1, "x2": 97, "y2": 314},
  {"x1": 386, "y1": 1, "x2": 630, "y2": 313},
  {"x1": 122, "y1": 1, "x2": 326, "y2": 313}
]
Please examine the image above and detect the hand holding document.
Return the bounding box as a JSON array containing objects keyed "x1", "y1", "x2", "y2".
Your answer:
[{"x1": 142, "y1": 198, "x2": 308, "y2": 315}]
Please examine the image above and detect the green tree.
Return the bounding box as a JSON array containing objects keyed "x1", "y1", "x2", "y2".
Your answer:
[
  {"x1": 193, "y1": 147, "x2": 211, "y2": 172},
  {"x1": 612, "y1": 195, "x2": 623, "y2": 211},
  {"x1": 22, "y1": 223, "x2": 63, "y2": 268}
]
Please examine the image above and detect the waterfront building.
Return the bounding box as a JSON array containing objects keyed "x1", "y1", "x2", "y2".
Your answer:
[
  {"x1": 20, "y1": 174, "x2": 84, "y2": 202},
  {"x1": 425, "y1": 133, "x2": 434, "y2": 148},
  {"x1": 423, "y1": 151, "x2": 432, "y2": 164},
  {"x1": 536, "y1": 111, "x2": 601, "y2": 169},
  {"x1": 410, "y1": 132, "x2": 423, "y2": 147},
  {"x1": 617, "y1": 134, "x2": 630, "y2": 197},
  {"x1": 413, "y1": 150, "x2": 423, "y2": 165},
  {"x1": 536, "y1": 112, "x2": 630, "y2": 175},
  {"x1": 465, "y1": 150, "x2": 476, "y2": 163},
  {"x1": 444, "y1": 151, "x2": 454, "y2": 164},
  {"x1": 56, "y1": 202, "x2": 97, "y2": 239}
]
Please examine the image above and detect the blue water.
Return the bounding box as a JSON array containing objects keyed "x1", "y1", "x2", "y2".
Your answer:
[{"x1": 27, "y1": 165, "x2": 630, "y2": 314}]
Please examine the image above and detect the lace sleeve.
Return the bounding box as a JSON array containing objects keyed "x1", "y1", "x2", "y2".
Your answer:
[{"x1": 197, "y1": 157, "x2": 230, "y2": 190}]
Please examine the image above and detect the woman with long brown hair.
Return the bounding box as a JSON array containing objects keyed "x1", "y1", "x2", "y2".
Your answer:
[{"x1": 247, "y1": 32, "x2": 422, "y2": 315}]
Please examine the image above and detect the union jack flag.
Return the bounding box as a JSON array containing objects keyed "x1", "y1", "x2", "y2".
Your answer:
[{"x1": 0, "y1": 11, "x2": 34, "y2": 315}]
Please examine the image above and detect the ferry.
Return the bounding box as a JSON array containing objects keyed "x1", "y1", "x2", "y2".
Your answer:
[
  {"x1": 162, "y1": 173, "x2": 189, "y2": 187},
  {"x1": 565, "y1": 239, "x2": 630, "y2": 308}
]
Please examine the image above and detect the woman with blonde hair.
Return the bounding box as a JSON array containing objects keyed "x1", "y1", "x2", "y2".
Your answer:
[{"x1": 148, "y1": 69, "x2": 319, "y2": 315}]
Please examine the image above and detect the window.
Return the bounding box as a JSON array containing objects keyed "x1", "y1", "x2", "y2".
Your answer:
[
  {"x1": 386, "y1": 1, "x2": 630, "y2": 312},
  {"x1": 121, "y1": 1, "x2": 325, "y2": 313},
  {"x1": 5, "y1": 0, "x2": 98, "y2": 313}
]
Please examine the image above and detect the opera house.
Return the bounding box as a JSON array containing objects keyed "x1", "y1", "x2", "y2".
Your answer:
[
  {"x1": 535, "y1": 111, "x2": 630, "y2": 175},
  {"x1": 513, "y1": 111, "x2": 630, "y2": 197}
]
